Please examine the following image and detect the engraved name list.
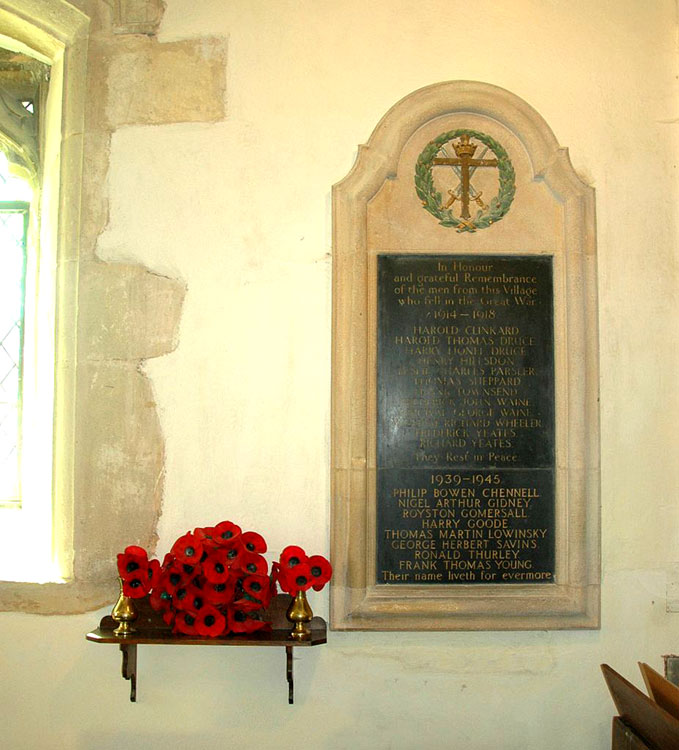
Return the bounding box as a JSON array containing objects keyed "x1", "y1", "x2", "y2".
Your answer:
[{"x1": 376, "y1": 254, "x2": 555, "y2": 585}]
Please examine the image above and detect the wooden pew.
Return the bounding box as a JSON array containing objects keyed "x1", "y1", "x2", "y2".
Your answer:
[{"x1": 602, "y1": 663, "x2": 679, "y2": 750}]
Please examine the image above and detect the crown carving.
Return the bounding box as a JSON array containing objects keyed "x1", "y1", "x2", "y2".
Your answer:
[{"x1": 453, "y1": 134, "x2": 477, "y2": 158}]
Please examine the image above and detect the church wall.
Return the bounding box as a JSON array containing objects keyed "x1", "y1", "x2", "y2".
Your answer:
[{"x1": 1, "y1": 1, "x2": 678, "y2": 748}]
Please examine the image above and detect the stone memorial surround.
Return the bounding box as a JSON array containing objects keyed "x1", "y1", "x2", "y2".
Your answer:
[{"x1": 331, "y1": 80, "x2": 599, "y2": 630}]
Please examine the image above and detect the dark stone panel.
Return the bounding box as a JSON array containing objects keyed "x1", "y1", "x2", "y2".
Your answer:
[
  {"x1": 376, "y1": 467, "x2": 554, "y2": 584},
  {"x1": 376, "y1": 254, "x2": 555, "y2": 584}
]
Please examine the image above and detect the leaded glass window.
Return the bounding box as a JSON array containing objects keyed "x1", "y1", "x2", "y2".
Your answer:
[
  {"x1": 0, "y1": 204, "x2": 27, "y2": 506},
  {"x1": 0, "y1": 32, "x2": 59, "y2": 586},
  {"x1": 0, "y1": 150, "x2": 31, "y2": 509}
]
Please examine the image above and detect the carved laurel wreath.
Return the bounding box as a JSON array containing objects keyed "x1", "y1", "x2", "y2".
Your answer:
[{"x1": 415, "y1": 129, "x2": 516, "y2": 233}]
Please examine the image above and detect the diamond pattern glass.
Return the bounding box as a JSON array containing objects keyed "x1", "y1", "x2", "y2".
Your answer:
[{"x1": 0, "y1": 208, "x2": 27, "y2": 504}]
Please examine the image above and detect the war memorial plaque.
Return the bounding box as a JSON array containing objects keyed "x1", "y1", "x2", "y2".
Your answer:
[
  {"x1": 376, "y1": 254, "x2": 555, "y2": 585},
  {"x1": 330, "y1": 82, "x2": 600, "y2": 630}
]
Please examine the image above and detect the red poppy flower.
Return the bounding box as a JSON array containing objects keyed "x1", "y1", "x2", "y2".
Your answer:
[
  {"x1": 237, "y1": 551, "x2": 268, "y2": 577},
  {"x1": 214, "y1": 520, "x2": 242, "y2": 546},
  {"x1": 117, "y1": 546, "x2": 149, "y2": 581},
  {"x1": 195, "y1": 605, "x2": 226, "y2": 637},
  {"x1": 241, "y1": 531, "x2": 267, "y2": 554},
  {"x1": 172, "y1": 583, "x2": 193, "y2": 610},
  {"x1": 242, "y1": 574, "x2": 270, "y2": 601},
  {"x1": 194, "y1": 526, "x2": 219, "y2": 550},
  {"x1": 124, "y1": 544, "x2": 147, "y2": 557},
  {"x1": 121, "y1": 575, "x2": 148, "y2": 598},
  {"x1": 170, "y1": 532, "x2": 204, "y2": 566},
  {"x1": 189, "y1": 572, "x2": 204, "y2": 590},
  {"x1": 149, "y1": 586, "x2": 173, "y2": 612},
  {"x1": 284, "y1": 561, "x2": 313, "y2": 595},
  {"x1": 202, "y1": 577, "x2": 236, "y2": 606},
  {"x1": 160, "y1": 563, "x2": 190, "y2": 593},
  {"x1": 187, "y1": 589, "x2": 206, "y2": 612},
  {"x1": 118, "y1": 544, "x2": 148, "y2": 562},
  {"x1": 147, "y1": 558, "x2": 161, "y2": 588},
  {"x1": 273, "y1": 562, "x2": 290, "y2": 594},
  {"x1": 308, "y1": 554, "x2": 332, "y2": 591},
  {"x1": 227, "y1": 607, "x2": 269, "y2": 634},
  {"x1": 162, "y1": 610, "x2": 175, "y2": 627},
  {"x1": 233, "y1": 595, "x2": 265, "y2": 612},
  {"x1": 174, "y1": 609, "x2": 198, "y2": 635},
  {"x1": 183, "y1": 564, "x2": 202, "y2": 580},
  {"x1": 259, "y1": 583, "x2": 272, "y2": 608},
  {"x1": 202, "y1": 549, "x2": 231, "y2": 584},
  {"x1": 279, "y1": 545, "x2": 307, "y2": 571},
  {"x1": 222, "y1": 539, "x2": 243, "y2": 568}
]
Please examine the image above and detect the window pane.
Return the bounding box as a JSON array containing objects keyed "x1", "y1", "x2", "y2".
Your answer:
[{"x1": 0, "y1": 208, "x2": 27, "y2": 505}]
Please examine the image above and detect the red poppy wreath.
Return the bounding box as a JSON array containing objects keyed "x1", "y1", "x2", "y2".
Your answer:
[{"x1": 116, "y1": 523, "x2": 332, "y2": 637}]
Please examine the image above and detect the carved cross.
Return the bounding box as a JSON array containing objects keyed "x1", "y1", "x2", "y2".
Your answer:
[{"x1": 433, "y1": 134, "x2": 498, "y2": 219}]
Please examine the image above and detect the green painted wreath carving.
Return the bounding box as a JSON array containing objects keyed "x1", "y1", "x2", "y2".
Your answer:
[{"x1": 415, "y1": 129, "x2": 515, "y2": 233}]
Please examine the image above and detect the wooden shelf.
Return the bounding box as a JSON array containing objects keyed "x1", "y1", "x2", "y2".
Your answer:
[{"x1": 86, "y1": 594, "x2": 326, "y2": 704}]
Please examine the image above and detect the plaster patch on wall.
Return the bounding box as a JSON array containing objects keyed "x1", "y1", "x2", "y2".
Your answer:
[
  {"x1": 50, "y1": 5, "x2": 223, "y2": 611},
  {"x1": 71, "y1": 262, "x2": 185, "y2": 585},
  {"x1": 78, "y1": 262, "x2": 186, "y2": 360},
  {"x1": 331, "y1": 645, "x2": 556, "y2": 675},
  {"x1": 74, "y1": 361, "x2": 166, "y2": 581},
  {"x1": 80, "y1": 131, "x2": 113, "y2": 260},
  {"x1": 105, "y1": 36, "x2": 227, "y2": 127}
]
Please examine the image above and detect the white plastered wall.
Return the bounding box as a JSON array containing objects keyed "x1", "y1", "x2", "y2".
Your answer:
[{"x1": 1, "y1": 1, "x2": 679, "y2": 748}]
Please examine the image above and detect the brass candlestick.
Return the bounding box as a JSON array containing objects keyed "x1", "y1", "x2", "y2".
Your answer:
[
  {"x1": 111, "y1": 577, "x2": 138, "y2": 636},
  {"x1": 286, "y1": 590, "x2": 313, "y2": 641}
]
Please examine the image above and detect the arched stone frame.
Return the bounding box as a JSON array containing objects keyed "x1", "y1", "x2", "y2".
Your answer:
[
  {"x1": 330, "y1": 80, "x2": 599, "y2": 630},
  {"x1": 0, "y1": 0, "x2": 185, "y2": 613}
]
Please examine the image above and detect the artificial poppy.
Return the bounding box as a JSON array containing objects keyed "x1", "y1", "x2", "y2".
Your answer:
[
  {"x1": 194, "y1": 526, "x2": 219, "y2": 550},
  {"x1": 186, "y1": 589, "x2": 205, "y2": 612},
  {"x1": 121, "y1": 574, "x2": 148, "y2": 598},
  {"x1": 147, "y1": 558, "x2": 161, "y2": 589},
  {"x1": 202, "y1": 549, "x2": 231, "y2": 584},
  {"x1": 170, "y1": 532, "x2": 204, "y2": 566},
  {"x1": 120, "y1": 544, "x2": 147, "y2": 560},
  {"x1": 227, "y1": 607, "x2": 269, "y2": 634},
  {"x1": 172, "y1": 584, "x2": 192, "y2": 610},
  {"x1": 308, "y1": 554, "x2": 332, "y2": 591},
  {"x1": 214, "y1": 520, "x2": 242, "y2": 546},
  {"x1": 284, "y1": 561, "x2": 313, "y2": 595},
  {"x1": 195, "y1": 605, "x2": 226, "y2": 637},
  {"x1": 173, "y1": 609, "x2": 198, "y2": 636},
  {"x1": 117, "y1": 546, "x2": 149, "y2": 582},
  {"x1": 202, "y1": 577, "x2": 236, "y2": 606},
  {"x1": 242, "y1": 574, "x2": 270, "y2": 601},
  {"x1": 159, "y1": 563, "x2": 189, "y2": 595},
  {"x1": 241, "y1": 531, "x2": 267, "y2": 554},
  {"x1": 258, "y1": 584, "x2": 272, "y2": 608},
  {"x1": 237, "y1": 551, "x2": 268, "y2": 577},
  {"x1": 149, "y1": 586, "x2": 173, "y2": 613},
  {"x1": 233, "y1": 594, "x2": 265, "y2": 612},
  {"x1": 223, "y1": 539, "x2": 243, "y2": 568},
  {"x1": 279, "y1": 545, "x2": 307, "y2": 571}
]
